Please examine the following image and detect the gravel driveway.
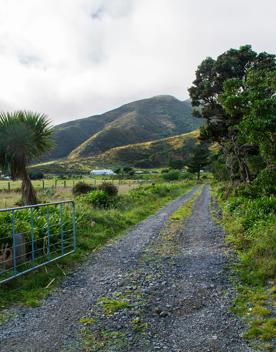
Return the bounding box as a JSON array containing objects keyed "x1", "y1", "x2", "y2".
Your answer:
[{"x1": 0, "y1": 186, "x2": 253, "y2": 352}]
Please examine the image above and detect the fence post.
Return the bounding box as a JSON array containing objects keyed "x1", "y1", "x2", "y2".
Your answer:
[
  {"x1": 64, "y1": 180, "x2": 66, "y2": 188},
  {"x1": 42, "y1": 180, "x2": 45, "y2": 189},
  {"x1": 8, "y1": 182, "x2": 10, "y2": 192}
]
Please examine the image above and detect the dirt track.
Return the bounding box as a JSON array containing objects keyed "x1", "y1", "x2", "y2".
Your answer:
[{"x1": 0, "y1": 186, "x2": 253, "y2": 351}]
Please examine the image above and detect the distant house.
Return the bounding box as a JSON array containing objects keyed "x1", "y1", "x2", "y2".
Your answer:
[
  {"x1": 0, "y1": 173, "x2": 11, "y2": 180},
  {"x1": 90, "y1": 169, "x2": 115, "y2": 176}
]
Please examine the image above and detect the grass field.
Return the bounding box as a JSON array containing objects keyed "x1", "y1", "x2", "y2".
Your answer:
[{"x1": 0, "y1": 183, "x2": 137, "y2": 209}]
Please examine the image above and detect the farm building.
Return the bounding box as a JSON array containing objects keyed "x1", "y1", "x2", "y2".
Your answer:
[{"x1": 90, "y1": 169, "x2": 115, "y2": 176}]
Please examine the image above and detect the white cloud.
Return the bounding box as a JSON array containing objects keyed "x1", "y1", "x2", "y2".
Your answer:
[{"x1": 0, "y1": 0, "x2": 275, "y2": 124}]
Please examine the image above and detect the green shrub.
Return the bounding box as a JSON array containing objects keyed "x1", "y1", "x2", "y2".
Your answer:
[
  {"x1": 72, "y1": 182, "x2": 95, "y2": 196},
  {"x1": 161, "y1": 169, "x2": 170, "y2": 174},
  {"x1": 180, "y1": 171, "x2": 193, "y2": 180},
  {"x1": 29, "y1": 171, "x2": 44, "y2": 180},
  {"x1": 236, "y1": 168, "x2": 276, "y2": 198},
  {"x1": 169, "y1": 159, "x2": 184, "y2": 170},
  {"x1": 211, "y1": 160, "x2": 230, "y2": 181},
  {"x1": 215, "y1": 181, "x2": 276, "y2": 348},
  {"x1": 151, "y1": 184, "x2": 172, "y2": 197},
  {"x1": 222, "y1": 193, "x2": 276, "y2": 284},
  {"x1": 98, "y1": 182, "x2": 118, "y2": 197},
  {"x1": 84, "y1": 190, "x2": 110, "y2": 208},
  {"x1": 162, "y1": 170, "x2": 180, "y2": 181}
]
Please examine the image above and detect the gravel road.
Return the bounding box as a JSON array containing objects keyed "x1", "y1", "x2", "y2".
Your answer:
[{"x1": 0, "y1": 186, "x2": 253, "y2": 352}]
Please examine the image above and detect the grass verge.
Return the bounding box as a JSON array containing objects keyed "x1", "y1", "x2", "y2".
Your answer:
[
  {"x1": 0, "y1": 181, "x2": 195, "y2": 311},
  {"x1": 212, "y1": 182, "x2": 276, "y2": 351}
]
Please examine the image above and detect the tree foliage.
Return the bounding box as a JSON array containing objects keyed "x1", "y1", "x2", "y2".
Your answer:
[
  {"x1": 0, "y1": 111, "x2": 53, "y2": 204},
  {"x1": 185, "y1": 143, "x2": 210, "y2": 179},
  {"x1": 189, "y1": 45, "x2": 276, "y2": 184},
  {"x1": 169, "y1": 159, "x2": 184, "y2": 170}
]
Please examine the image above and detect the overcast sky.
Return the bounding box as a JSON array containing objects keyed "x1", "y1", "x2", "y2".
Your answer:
[{"x1": 0, "y1": 0, "x2": 275, "y2": 124}]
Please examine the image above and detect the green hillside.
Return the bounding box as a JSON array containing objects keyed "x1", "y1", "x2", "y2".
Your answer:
[
  {"x1": 99, "y1": 129, "x2": 200, "y2": 168},
  {"x1": 42, "y1": 95, "x2": 203, "y2": 161},
  {"x1": 31, "y1": 130, "x2": 200, "y2": 174}
]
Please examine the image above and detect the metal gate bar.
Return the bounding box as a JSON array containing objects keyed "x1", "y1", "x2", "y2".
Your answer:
[{"x1": 0, "y1": 200, "x2": 76, "y2": 285}]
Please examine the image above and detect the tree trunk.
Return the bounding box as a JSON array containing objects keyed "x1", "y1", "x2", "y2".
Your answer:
[
  {"x1": 21, "y1": 169, "x2": 38, "y2": 205},
  {"x1": 240, "y1": 159, "x2": 251, "y2": 183},
  {"x1": 230, "y1": 135, "x2": 251, "y2": 183}
]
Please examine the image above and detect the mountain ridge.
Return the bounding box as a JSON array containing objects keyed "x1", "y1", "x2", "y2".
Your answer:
[
  {"x1": 43, "y1": 95, "x2": 203, "y2": 161},
  {"x1": 31, "y1": 130, "x2": 200, "y2": 174}
]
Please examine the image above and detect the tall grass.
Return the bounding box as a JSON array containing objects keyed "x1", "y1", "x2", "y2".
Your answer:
[{"x1": 214, "y1": 183, "x2": 276, "y2": 351}]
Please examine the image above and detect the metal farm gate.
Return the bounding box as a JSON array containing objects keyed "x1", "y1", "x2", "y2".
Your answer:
[{"x1": 0, "y1": 201, "x2": 76, "y2": 284}]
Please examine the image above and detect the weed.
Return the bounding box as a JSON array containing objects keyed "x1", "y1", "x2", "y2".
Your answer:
[
  {"x1": 131, "y1": 316, "x2": 148, "y2": 332},
  {"x1": 79, "y1": 317, "x2": 97, "y2": 325},
  {"x1": 81, "y1": 328, "x2": 128, "y2": 351},
  {"x1": 97, "y1": 297, "x2": 131, "y2": 315}
]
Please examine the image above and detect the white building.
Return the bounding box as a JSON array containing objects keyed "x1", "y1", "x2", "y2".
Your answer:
[{"x1": 90, "y1": 169, "x2": 115, "y2": 176}]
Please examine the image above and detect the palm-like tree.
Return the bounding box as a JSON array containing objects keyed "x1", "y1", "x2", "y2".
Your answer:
[{"x1": 0, "y1": 111, "x2": 53, "y2": 205}]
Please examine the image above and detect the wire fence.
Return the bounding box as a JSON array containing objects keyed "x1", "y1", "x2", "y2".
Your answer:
[
  {"x1": 0, "y1": 178, "x2": 149, "y2": 192},
  {"x1": 0, "y1": 201, "x2": 76, "y2": 284}
]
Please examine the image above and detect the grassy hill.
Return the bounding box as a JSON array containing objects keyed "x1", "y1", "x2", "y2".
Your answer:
[
  {"x1": 99, "y1": 129, "x2": 200, "y2": 168},
  {"x1": 31, "y1": 130, "x2": 200, "y2": 174},
  {"x1": 42, "y1": 95, "x2": 203, "y2": 161}
]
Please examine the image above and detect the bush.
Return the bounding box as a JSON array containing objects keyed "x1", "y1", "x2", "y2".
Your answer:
[
  {"x1": 29, "y1": 171, "x2": 44, "y2": 180},
  {"x1": 236, "y1": 168, "x2": 276, "y2": 198},
  {"x1": 162, "y1": 170, "x2": 180, "y2": 181},
  {"x1": 211, "y1": 160, "x2": 230, "y2": 181},
  {"x1": 98, "y1": 182, "x2": 118, "y2": 197},
  {"x1": 169, "y1": 159, "x2": 184, "y2": 170},
  {"x1": 151, "y1": 184, "x2": 172, "y2": 197},
  {"x1": 180, "y1": 171, "x2": 193, "y2": 180},
  {"x1": 72, "y1": 182, "x2": 95, "y2": 196},
  {"x1": 222, "y1": 192, "x2": 276, "y2": 284},
  {"x1": 123, "y1": 166, "x2": 135, "y2": 176},
  {"x1": 84, "y1": 190, "x2": 110, "y2": 208}
]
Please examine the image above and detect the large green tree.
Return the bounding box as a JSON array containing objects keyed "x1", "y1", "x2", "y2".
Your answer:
[
  {"x1": 189, "y1": 45, "x2": 275, "y2": 182},
  {"x1": 0, "y1": 111, "x2": 53, "y2": 205},
  {"x1": 220, "y1": 68, "x2": 276, "y2": 167},
  {"x1": 185, "y1": 143, "x2": 210, "y2": 180}
]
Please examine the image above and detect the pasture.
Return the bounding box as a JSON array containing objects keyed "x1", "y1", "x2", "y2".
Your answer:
[
  {"x1": 0, "y1": 179, "x2": 140, "y2": 209},
  {"x1": 0, "y1": 177, "x2": 142, "y2": 191}
]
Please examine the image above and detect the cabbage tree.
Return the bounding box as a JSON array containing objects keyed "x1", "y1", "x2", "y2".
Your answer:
[{"x1": 0, "y1": 111, "x2": 53, "y2": 205}]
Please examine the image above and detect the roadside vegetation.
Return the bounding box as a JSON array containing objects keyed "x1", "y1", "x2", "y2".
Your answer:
[
  {"x1": 212, "y1": 181, "x2": 276, "y2": 351},
  {"x1": 188, "y1": 45, "x2": 275, "y2": 350}
]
